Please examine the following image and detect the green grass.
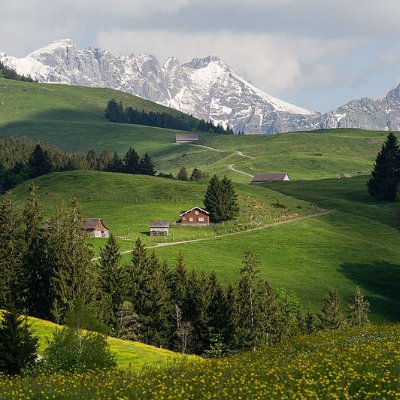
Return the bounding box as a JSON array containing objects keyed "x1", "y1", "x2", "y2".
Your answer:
[
  {"x1": 27, "y1": 315, "x2": 196, "y2": 369},
  {"x1": 0, "y1": 78, "x2": 394, "y2": 182},
  {"x1": 1, "y1": 324, "x2": 399, "y2": 399}
]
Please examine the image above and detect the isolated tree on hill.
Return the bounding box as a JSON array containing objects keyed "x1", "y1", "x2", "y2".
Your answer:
[
  {"x1": 367, "y1": 132, "x2": 400, "y2": 201},
  {"x1": 0, "y1": 308, "x2": 38, "y2": 375},
  {"x1": 204, "y1": 175, "x2": 239, "y2": 222},
  {"x1": 190, "y1": 167, "x2": 207, "y2": 181},
  {"x1": 177, "y1": 166, "x2": 188, "y2": 181},
  {"x1": 319, "y1": 288, "x2": 346, "y2": 330},
  {"x1": 349, "y1": 287, "x2": 370, "y2": 327}
]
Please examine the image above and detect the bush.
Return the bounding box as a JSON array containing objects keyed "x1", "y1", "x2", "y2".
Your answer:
[{"x1": 45, "y1": 327, "x2": 116, "y2": 372}]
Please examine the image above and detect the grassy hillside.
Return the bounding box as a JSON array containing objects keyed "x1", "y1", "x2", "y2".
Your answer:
[
  {"x1": 2, "y1": 324, "x2": 399, "y2": 399},
  {"x1": 0, "y1": 78, "x2": 392, "y2": 181},
  {"x1": 9, "y1": 171, "x2": 400, "y2": 322},
  {"x1": 28, "y1": 315, "x2": 195, "y2": 369}
]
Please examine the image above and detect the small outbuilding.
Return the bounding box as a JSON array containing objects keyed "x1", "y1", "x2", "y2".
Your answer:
[
  {"x1": 175, "y1": 133, "x2": 199, "y2": 143},
  {"x1": 338, "y1": 173, "x2": 351, "y2": 179},
  {"x1": 251, "y1": 173, "x2": 290, "y2": 184},
  {"x1": 149, "y1": 221, "x2": 170, "y2": 236},
  {"x1": 180, "y1": 207, "x2": 210, "y2": 225},
  {"x1": 83, "y1": 218, "x2": 109, "y2": 238}
]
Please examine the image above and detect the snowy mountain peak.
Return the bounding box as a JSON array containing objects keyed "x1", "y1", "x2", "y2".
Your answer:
[{"x1": 0, "y1": 40, "x2": 324, "y2": 133}]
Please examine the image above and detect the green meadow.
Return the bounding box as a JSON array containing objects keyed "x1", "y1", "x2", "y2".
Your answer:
[
  {"x1": 2, "y1": 77, "x2": 400, "y2": 323},
  {"x1": 27, "y1": 315, "x2": 196, "y2": 369}
]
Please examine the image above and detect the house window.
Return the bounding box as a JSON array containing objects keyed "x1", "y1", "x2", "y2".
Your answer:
[
  {"x1": 188, "y1": 217, "x2": 193, "y2": 222},
  {"x1": 198, "y1": 217, "x2": 205, "y2": 222},
  {"x1": 194, "y1": 210, "x2": 199, "y2": 215},
  {"x1": 182, "y1": 217, "x2": 186, "y2": 221}
]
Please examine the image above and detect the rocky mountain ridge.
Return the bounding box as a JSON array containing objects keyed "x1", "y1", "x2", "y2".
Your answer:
[{"x1": 2, "y1": 39, "x2": 400, "y2": 133}]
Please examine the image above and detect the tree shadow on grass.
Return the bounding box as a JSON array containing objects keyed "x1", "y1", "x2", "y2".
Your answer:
[{"x1": 340, "y1": 261, "x2": 400, "y2": 322}]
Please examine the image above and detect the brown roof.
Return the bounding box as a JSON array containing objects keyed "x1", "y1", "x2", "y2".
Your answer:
[
  {"x1": 176, "y1": 133, "x2": 199, "y2": 142},
  {"x1": 251, "y1": 173, "x2": 289, "y2": 182},
  {"x1": 180, "y1": 207, "x2": 210, "y2": 217},
  {"x1": 150, "y1": 220, "x2": 170, "y2": 228},
  {"x1": 83, "y1": 218, "x2": 108, "y2": 230}
]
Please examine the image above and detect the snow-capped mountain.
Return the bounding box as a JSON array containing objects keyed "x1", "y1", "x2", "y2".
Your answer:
[
  {"x1": 3, "y1": 39, "x2": 400, "y2": 133},
  {"x1": 0, "y1": 39, "x2": 318, "y2": 134},
  {"x1": 320, "y1": 84, "x2": 400, "y2": 131}
]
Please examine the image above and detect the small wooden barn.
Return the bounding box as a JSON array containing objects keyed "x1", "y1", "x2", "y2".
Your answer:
[
  {"x1": 149, "y1": 221, "x2": 170, "y2": 236},
  {"x1": 251, "y1": 173, "x2": 290, "y2": 184},
  {"x1": 83, "y1": 218, "x2": 109, "y2": 238},
  {"x1": 180, "y1": 207, "x2": 210, "y2": 225},
  {"x1": 175, "y1": 133, "x2": 199, "y2": 143}
]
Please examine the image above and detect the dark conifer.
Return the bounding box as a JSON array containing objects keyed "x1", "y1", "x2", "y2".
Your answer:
[
  {"x1": 0, "y1": 309, "x2": 38, "y2": 375},
  {"x1": 367, "y1": 132, "x2": 400, "y2": 201},
  {"x1": 204, "y1": 175, "x2": 223, "y2": 222},
  {"x1": 139, "y1": 153, "x2": 156, "y2": 176},
  {"x1": 319, "y1": 288, "x2": 347, "y2": 330},
  {"x1": 28, "y1": 144, "x2": 53, "y2": 178},
  {"x1": 177, "y1": 166, "x2": 188, "y2": 181},
  {"x1": 124, "y1": 147, "x2": 140, "y2": 174}
]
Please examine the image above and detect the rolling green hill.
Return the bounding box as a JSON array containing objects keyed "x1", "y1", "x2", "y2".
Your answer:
[
  {"x1": 1, "y1": 323, "x2": 399, "y2": 399},
  {"x1": 27, "y1": 315, "x2": 197, "y2": 369},
  {"x1": 0, "y1": 78, "x2": 393, "y2": 181},
  {"x1": 9, "y1": 171, "x2": 400, "y2": 322}
]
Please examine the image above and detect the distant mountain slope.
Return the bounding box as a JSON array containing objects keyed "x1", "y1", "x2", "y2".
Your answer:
[{"x1": 0, "y1": 39, "x2": 318, "y2": 134}]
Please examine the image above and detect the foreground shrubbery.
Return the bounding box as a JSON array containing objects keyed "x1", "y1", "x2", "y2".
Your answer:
[{"x1": 1, "y1": 324, "x2": 399, "y2": 399}]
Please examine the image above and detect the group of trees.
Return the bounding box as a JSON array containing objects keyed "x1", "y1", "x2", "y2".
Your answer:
[
  {"x1": 0, "y1": 186, "x2": 370, "y2": 366},
  {"x1": 105, "y1": 99, "x2": 234, "y2": 134},
  {"x1": 0, "y1": 61, "x2": 35, "y2": 82},
  {"x1": 368, "y1": 132, "x2": 400, "y2": 201},
  {"x1": 204, "y1": 175, "x2": 239, "y2": 222},
  {"x1": 0, "y1": 138, "x2": 157, "y2": 192}
]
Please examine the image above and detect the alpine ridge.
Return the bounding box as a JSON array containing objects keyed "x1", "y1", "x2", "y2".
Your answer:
[
  {"x1": 0, "y1": 39, "x2": 318, "y2": 134},
  {"x1": 2, "y1": 39, "x2": 400, "y2": 133}
]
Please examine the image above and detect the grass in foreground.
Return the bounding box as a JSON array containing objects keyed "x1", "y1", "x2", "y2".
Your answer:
[
  {"x1": 28, "y1": 316, "x2": 195, "y2": 370},
  {"x1": 1, "y1": 324, "x2": 399, "y2": 399}
]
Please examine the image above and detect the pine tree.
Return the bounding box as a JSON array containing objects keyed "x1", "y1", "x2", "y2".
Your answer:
[
  {"x1": 204, "y1": 175, "x2": 223, "y2": 222},
  {"x1": 49, "y1": 197, "x2": 96, "y2": 323},
  {"x1": 98, "y1": 234, "x2": 126, "y2": 327},
  {"x1": 123, "y1": 147, "x2": 140, "y2": 174},
  {"x1": 233, "y1": 250, "x2": 260, "y2": 350},
  {"x1": 190, "y1": 167, "x2": 207, "y2": 181},
  {"x1": 204, "y1": 175, "x2": 238, "y2": 222},
  {"x1": 0, "y1": 191, "x2": 24, "y2": 308},
  {"x1": 139, "y1": 153, "x2": 156, "y2": 176},
  {"x1": 28, "y1": 144, "x2": 53, "y2": 178},
  {"x1": 177, "y1": 166, "x2": 188, "y2": 181},
  {"x1": 220, "y1": 176, "x2": 239, "y2": 220},
  {"x1": 349, "y1": 287, "x2": 370, "y2": 327},
  {"x1": 367, "y1": 132, "x2": 400, "y2": 201},
  {"x1": 22, "y1": 183, "x2": 52, "y2": 319},
  {"x1": 0, "y1": 309, "x2": 38, "y2": 375},
  {"x1": 319, "y1": 288, "x2": 347, "y2": 330},
  {"x1": 116, "y1": 301, "x2": 141, "y2": 340},
  {"x1": 107, "y1": 152, "x2": 124, "y2": 173},
  {"x1": 105, "y1": 99, "x2": 118, "y2": 122}
]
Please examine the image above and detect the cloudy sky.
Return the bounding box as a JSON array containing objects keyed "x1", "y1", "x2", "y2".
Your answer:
[{"x1": 2, "y1": 0, "x2": 400, "y2": 112}]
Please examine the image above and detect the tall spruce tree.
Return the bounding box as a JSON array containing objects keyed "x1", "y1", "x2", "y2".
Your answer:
[
  {"x1": 233, "y1": 250, "x2": 261, "y2": 350},
  {"x1": 367, "y1": 132, "x2": 400, "y2": 201},
  {"x1": 98, "y1": 234, "x2": 126, "y2": 327},
  {"x1": 28, "y1": 144, "x2": 53, "y2": 178},
  {"x1": 319, "y1": 288, "x2": 347, "y2": 330},
  {"x1": 22, "y1": 183, "x2": 52, "y2": 319},
  {"x1": 0, "y1": 309, "x2": 38, "y2": 375},
  {"x1": 124, "y1": 147, "x2": 140, "y2": 174},
  {"x1": 177, "y1": 166, "x2": 188, "y2": 181},
  {"x1": 0, "y1": 191, "x2": 24, "y2": 308},
  {"x1": 139, "y1": 153, "x2": 156, "y2": 176},
  {"x1": 349, "y1": 286, "x2": 370, "y2": 327},
  {"x1": 204, "y1": 175, "x2": 238, "y2": 222},
  {"x1": 49, "y1": 197, "x2": 96, "y2": 323}
]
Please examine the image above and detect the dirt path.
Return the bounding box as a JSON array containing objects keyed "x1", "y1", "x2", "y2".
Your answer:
[
  {"x1": 90, "y1": 210, "x2": 330, "y2": 260},
  {"x1": 237, "y1": 151, "x2": 255, "y2": 159},
  {"x1": 190, "y1": 144, "x2": 224, "y2": 152},
  {"x1": 228, "y1": 164, "x2": 254, "y2": 178}
]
